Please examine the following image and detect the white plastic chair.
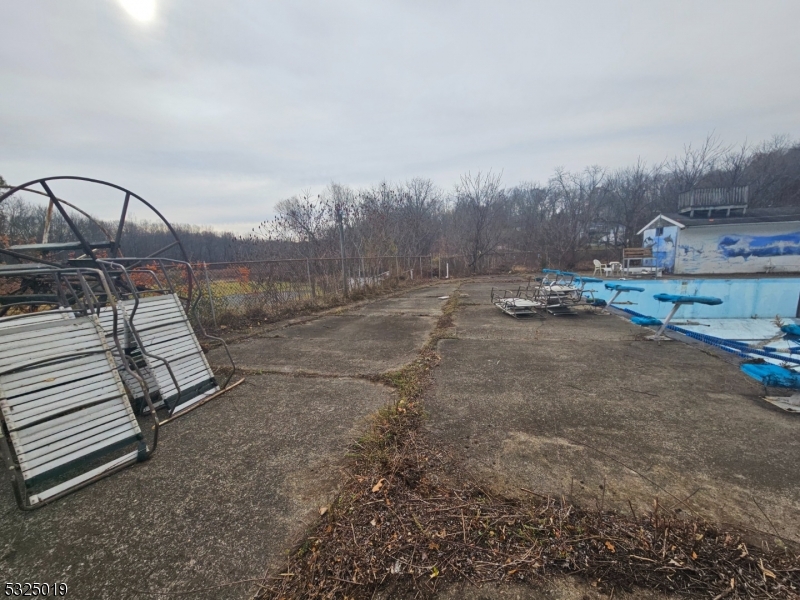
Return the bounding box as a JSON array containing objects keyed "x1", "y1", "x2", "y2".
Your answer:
[{"x1": 592, "y1": 259, "x2": 606, "y2": 276}]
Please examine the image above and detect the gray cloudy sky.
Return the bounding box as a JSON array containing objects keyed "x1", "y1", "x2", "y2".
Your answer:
[{"x1": 2, "y1": 1, "x2": 799, "y2": 231}]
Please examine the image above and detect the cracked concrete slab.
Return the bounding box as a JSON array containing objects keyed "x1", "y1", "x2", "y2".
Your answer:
[
  {"x1": 349, "y1": 283, "x2": 460, "y2": 317},
  {"x1": 209, "y1": 313, "x2": 436, "y2": 376},
  {"x1": 6, "y1": 275, "x2": 793, "y2": 600},
  {"x1": 427, "y1": 279, "x2": 800, "y2": 542},
  {"x1": 209, "y1": 312, "x2": 436, "y2": 376},
  {"x1": 0, "y1": 372, "x2": 393, "y2": 599},
  {"x1": 0, "y1": 282, "x2": 460, "y2": 600}
]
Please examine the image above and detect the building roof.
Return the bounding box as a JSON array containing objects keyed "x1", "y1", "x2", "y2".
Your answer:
[{"x1": 638, "y1": 207, "x2": 800, "y2": 234}]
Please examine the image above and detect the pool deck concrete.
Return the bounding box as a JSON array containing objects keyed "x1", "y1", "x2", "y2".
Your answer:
[
  {"x1": 0, "y1": 283, "x2": 456, "y2": 600},
  {"x1": 427, "y1": 278, "x2": 800, "y2": 543},
  {"x1": 1, "y1": 276, "x2": 797, "y2": 599}
]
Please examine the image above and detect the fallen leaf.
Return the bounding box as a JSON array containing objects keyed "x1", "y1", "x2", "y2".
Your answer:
[
  {"x1": 668, "y1": 558, "x2": 683, "y2": 567},
  {"x1": 319, "y1": 506, "x2": 328, "y2": 516},
  {"x1": 429, "y1": 565, "x2": 439, "y2": 579},
  {"x1": 759, "y1": 558, "x2": 776, "y2": 579},
  {"x1": 370, "y1": 518, "x2": 377, "y2": 527},
  {"x1": 605, "y1": 541, "x2": 616, "y2": 553},
  {"x1": 691, "y1": 551, "x2": 697, "y2": 560},
  {"x1": 372, "y1": 478, "x2": 386, "y2": 493}
]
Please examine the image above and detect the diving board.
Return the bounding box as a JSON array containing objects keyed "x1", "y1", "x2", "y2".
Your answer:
[
  {"x1": 602, "y1": 283, "x2": 644, "y2": 313},
  {"x1": 650, "y1": 293, "x2": 723, "y2": 341}
]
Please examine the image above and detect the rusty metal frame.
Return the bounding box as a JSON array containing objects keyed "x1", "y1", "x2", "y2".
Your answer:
[{"x1": 0, "y1": 176, "x2": 190, "y2": 267}]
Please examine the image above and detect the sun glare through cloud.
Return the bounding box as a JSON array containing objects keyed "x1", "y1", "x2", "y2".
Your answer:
[{"x1": 118, "y1": 0, "x2": 156, "y2": 22}]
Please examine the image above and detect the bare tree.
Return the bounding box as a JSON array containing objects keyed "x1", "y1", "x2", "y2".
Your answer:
[
  {"x1": 657, "y1": 132, "x2": 729, "y2": 211},
  {"x1": 542, "y1": 166, "x2": 605, "y2": 267},
  {"x1": 602, "y1": 159, "x2": 661, "y2": 247},
  {"x1": 451, "y1": 171, "x2": 507, "y2": 272},
  {"x1": 253, "y1": 190, "x2": 335, "y2": 259},
  {"x1": 745, "y1": 136, "x2": 800, "y2": 207}
]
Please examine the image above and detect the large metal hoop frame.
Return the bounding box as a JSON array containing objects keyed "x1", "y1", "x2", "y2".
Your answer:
[{"x1": 0, "y1": 176, "x2": 190, "y2": 267}]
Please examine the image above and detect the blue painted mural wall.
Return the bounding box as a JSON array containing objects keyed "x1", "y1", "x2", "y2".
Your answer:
[
  {"x1": 642, "y1": 225, "x2": 679, "y2": 272},
  {"x1": 673, "y1": 221, "x2": 800, "y2": 274}
]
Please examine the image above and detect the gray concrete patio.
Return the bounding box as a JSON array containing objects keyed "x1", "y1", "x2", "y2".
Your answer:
[
  {"x1": 208, "y1": 285, "x2": 458, "y2": 376},
  {"x1": 0, "y1": 283, "x2": 455, "y2": 599},
  {"x1": 427, "y1": 278, "x2": 800, "y2": 542},
  {"x1": 1, "y1": 276, "x2": 796, "y2": 600}
]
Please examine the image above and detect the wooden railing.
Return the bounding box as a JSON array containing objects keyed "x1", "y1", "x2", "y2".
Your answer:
[
  {"x1": 678, "y1": 186, "x2": 749, "y2": 211},
  {"x1": 622, "y1": 247, "x2": 653, "y2": 259}
]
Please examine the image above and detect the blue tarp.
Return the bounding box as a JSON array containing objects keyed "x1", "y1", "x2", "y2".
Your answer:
[
  {"x1": 605, "y1": 283, "x2": 645, "y2": 292},
  {"x1": 781, "y1": 324, "x2": 800, "y2": 337},
  {"x1": 653, "y1": 293, "x2": 723, "y2": 305},
  {"x1": 741, "y1": 363, "x2": 800, "y2": 388},
  {"x1": 631, "y1": 316, "x2": 663, "y2": 327}
]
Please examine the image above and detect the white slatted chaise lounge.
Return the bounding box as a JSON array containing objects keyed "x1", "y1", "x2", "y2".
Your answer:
[
  {"x1": 127, "y1": 293, "x2": 220, "y2": 415},
  {"x1": 98, "y1": 259, "x2": 239, "y2": 419},
  {"x1": 0, "y1": 310, "x2": 155, "y2": 509}
]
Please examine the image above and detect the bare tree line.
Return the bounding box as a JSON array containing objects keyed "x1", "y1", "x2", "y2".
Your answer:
[
  {"x1": 251, "y1": 134, "x2": 800, "y2": 270},
  {"x1": 2, "y1": 134, "x2": 799, "y2": 270}
]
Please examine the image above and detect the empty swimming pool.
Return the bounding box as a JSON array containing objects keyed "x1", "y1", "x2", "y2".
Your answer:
[{"x1": 598, "y1": 277, "x2": 800, "y2": 383}]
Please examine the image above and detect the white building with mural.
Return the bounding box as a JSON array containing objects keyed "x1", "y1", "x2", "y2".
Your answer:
[{"x1": 637, "y1": 188, "x2": 800, "y2": 275}]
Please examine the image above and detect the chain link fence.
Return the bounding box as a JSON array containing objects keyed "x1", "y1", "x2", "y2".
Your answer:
[{"x1": 190, "y1": 251, "x2": 542, "y2": 329}]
